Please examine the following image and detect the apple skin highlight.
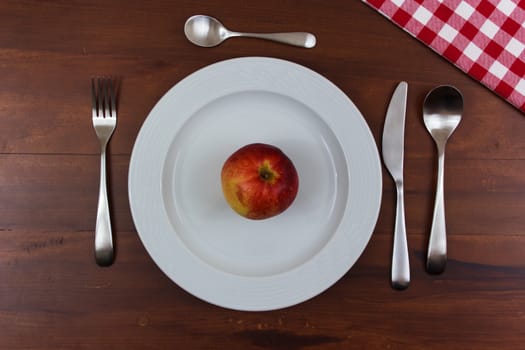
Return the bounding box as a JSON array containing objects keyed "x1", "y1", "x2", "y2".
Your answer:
[{"x1": 221, "y1": 143, "x2": 299, "y2": 220}]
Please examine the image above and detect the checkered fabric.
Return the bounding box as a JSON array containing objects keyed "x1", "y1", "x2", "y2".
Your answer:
[{"x1": 363, "y1": 0, "x2": 525, "y2": 114}]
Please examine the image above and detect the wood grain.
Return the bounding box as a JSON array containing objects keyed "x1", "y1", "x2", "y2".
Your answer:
[{"x1": 0, "y1": 0, "x2": 524, "y2": 349}]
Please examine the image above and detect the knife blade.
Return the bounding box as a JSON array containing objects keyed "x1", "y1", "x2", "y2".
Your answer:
[{"x1": 382, "y1": 81, "x2": 410, "y2": 290}]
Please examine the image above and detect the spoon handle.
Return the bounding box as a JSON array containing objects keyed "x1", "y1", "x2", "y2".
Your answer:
[
  {"x1": 427, "y1": 146, "x2": 447, "y2": 274},
  {"x1": 232, "y1": 31, "x2": 316, "y2": 48},
  {"x1": 392, "y1": 182, "x2": 410, "y2": 289}
]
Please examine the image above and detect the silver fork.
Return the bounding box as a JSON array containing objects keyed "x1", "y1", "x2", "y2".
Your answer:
[{"x1": 92, "y1": 77, "x2": 117, "y2": 266}]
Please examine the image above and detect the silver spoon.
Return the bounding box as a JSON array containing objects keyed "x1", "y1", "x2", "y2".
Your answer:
[
  {"x1": 423, "y1": 85, "x2": 463, "y2": 274},
  {"x1": 184, "y1": 15, "x2": 316, "y2": 48}
]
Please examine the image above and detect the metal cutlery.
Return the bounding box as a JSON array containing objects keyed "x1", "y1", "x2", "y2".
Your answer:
[
  {"x1": 382, "y1": 81, "x2": 410, "y2": 290},
  {"x1": 92, "y1": 77, "x2": 117, "y2": 266},
  {"x1": 184, "y1": 15, "x2": 316, "y2": 48},
  {"x1": 423, "y1": 85, "x2": 463, "y2": 274}
]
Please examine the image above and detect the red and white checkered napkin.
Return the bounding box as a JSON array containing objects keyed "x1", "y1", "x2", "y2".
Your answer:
[{"x1": 363, "y1": 0, "x2": 525, "y2": 114}]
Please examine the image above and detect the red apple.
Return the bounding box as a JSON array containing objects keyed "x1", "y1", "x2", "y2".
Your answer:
[{"x1": 221, "y1": 143, "x2": 299, "y2": 220}]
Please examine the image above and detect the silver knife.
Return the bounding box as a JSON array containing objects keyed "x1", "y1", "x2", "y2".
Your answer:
[{"x1": 382, "y1": 81, "x2": 410, "y2": 290}]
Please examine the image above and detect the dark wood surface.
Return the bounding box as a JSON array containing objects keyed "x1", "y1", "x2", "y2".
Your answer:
[{"x1": 1, "y1": 1, "x2": 524, "y2": 349}]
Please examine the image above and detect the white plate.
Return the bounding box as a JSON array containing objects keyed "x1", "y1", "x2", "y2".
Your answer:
[{"x1": 129, "y1": 57, "x2": 382, "y2": 311}]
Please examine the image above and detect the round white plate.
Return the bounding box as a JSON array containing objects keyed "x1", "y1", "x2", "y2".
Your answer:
[{"x1": 129, "y1": 57, "x2": 382, "y2": 311}]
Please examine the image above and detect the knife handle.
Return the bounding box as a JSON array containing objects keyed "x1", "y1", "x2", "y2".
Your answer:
[{"x1": 392, "y1": 182, "x2": 410, "y2": 290}]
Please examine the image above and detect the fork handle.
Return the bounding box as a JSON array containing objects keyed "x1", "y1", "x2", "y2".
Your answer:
[{"x1": 95, "y1": 148, "x2": 114, "y2": 266}]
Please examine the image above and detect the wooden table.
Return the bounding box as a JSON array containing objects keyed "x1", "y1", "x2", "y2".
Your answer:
[{"x1": 1, "y1": 1, "x2": 524, "y2": 349}]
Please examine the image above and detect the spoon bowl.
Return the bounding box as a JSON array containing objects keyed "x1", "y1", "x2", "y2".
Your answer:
[
  {"x1": 423, "y1": 86, "x2": 463, "y2": 144},
  {"x1": 423, "y1": 85, "x2": 463, "y2": 274},
  {"x1": 184, "y1": 15, "x2": 228, "y2": 47},
  {"x1": 184, "y1": 15, "x2": 316, "y2": 48}
]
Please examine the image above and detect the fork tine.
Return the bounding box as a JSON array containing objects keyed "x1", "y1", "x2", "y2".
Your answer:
[
  {"x1": 98, "y1": 78, "x2": 105, "y2": 118},
  {"x1": 104, "y1": 78, "x2": 111, "y2": 118},
  {"x1": 92, "y1": 77, "x2": 118, "y2": 119},
  {"x1": 109, "y1": 79, "x2": 116, "y2": 118},
  {"x1": 91, "y1": 78, "x2": 97, "y2": 117}
]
